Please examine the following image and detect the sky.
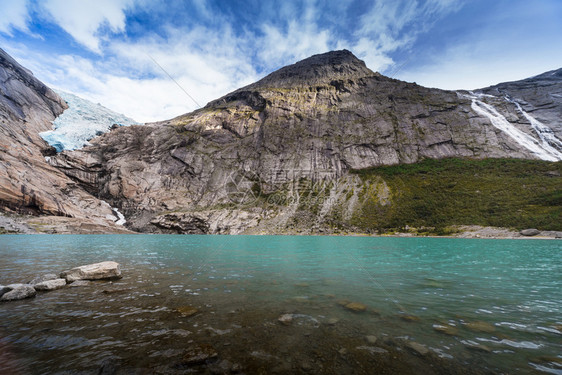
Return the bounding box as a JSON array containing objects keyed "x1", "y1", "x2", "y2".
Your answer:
[{"x1": 1, "y1": 0, "x2": 561, "y2": 123}]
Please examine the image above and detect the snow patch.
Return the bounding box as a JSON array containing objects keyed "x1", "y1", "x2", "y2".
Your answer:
[
  {"x1": 462, "y1": 93, "x2": 562, "y2": 161},
  {"x1": 40, "y1": 90, "x2": 139, "y2": 152}
]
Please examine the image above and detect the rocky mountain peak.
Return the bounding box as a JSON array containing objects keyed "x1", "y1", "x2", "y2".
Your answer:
[{"x1": 244, "y1": 49, "x2": 376, "y2": 90}]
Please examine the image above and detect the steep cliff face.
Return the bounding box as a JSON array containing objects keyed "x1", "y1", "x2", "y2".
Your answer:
[
  {"x1": 48, "y1": 50, "x2": 562, "y2": 233},
  {"x1": 0, "y1": 48, "x2": 131, "y2": 233}
]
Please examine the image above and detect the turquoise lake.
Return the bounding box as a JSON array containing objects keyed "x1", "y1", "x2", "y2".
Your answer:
[{"x1": 0, "y1": 235, "x2": 560, "y2": 374}]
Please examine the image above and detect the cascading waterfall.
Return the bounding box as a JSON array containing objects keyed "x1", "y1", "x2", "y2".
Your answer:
[
  {"x1": 461, "y1": 93, "x2": 562, "y2": 161},
  {"x1": 510, "y1": 100, "x2": 562, "y2": 159}
]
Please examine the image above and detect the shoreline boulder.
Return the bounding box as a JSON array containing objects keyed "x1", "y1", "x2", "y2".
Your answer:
[
  {"x1": 60, "y1": 261, "x2": 122, "y2": 282},
  {"x1": 520, "y1": 228, "x2": 540, "y2": 236}
]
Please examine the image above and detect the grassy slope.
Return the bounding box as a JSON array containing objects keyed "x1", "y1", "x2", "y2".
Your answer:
[{"x1": 350, "y1": 158, "x2": 562, "y2": 233}]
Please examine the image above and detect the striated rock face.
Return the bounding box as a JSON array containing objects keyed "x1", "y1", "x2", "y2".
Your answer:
[
  {"x1": 33, "y1": 278, "x2": 67, "y2": 291},
  {"x1": 48, "y1": 50, "x2": 562, "y2": 233},
  {"x1": 0, "y1": 48, "x2": 133, "y2": 233}
]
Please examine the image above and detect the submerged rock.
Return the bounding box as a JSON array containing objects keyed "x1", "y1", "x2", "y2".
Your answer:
[
  {"x1": 344, "y1": 302, "x2": 367, "y2": 312},
  {"x1": 34, "y1": 278, "x2": 67, "y2": 291},
  {"x1": 433, "y1": 324, "x2": 458, "y2": 336},
  {"x1": 60, "y1": 261, "x2": 122, "y2": 282},
  {"x1": 68, "y1": 280, "x2": 91, "y2": 287},
  {"x1": 176, "y1": 306, "x2": 199, "y2": 317},
  {"x1": 365, "y1": 335, "x2": 378, "y2": 344},
  {"x1": 278, "y1": 314, "x2": 294, "y2": 325},
  {"x1": 325, "y1": 318, "x2": 339, "y2": 326},
  {"x1": 520, "y1": 228, "x2": 540, "y2": 236},
  {"x1": 466, "y1": 343, "x2": 492, "y2": 353},
  {"x1": 406, "y1": 341, "x2": 429, "y2": 356},
  {"x1": 0, "y1": 284, "x2": 36, "y2": 301},
  {"x1": 464, "y1": 321, "x2": 496, "y2": 333},
  {"x1": 182, "y1": 344, "x2": 218, "y2": 365},
  {"x1": 400, "y1": 314, "x2": 421, "y2": 322}
]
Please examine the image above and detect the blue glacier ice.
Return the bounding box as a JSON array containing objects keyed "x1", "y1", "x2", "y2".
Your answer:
[{"x1": 40, "y1": 90, "x2": 139, "y2": 152}]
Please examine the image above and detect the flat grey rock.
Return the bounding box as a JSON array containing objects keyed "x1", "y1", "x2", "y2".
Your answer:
[
  {"x1": 34, "y1": 278, "x2": 67, "y2": 291},
  {"x1": 60, "y1": 261, "x2": 122, "y2": 282},
  {"x1": 29, "y1": 273, "x2": 59, "y2": 285}
]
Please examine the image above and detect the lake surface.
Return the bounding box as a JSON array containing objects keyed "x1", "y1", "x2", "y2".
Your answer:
[{"x1": 0, "y1": 235, "x2": 560, "y2": 374}]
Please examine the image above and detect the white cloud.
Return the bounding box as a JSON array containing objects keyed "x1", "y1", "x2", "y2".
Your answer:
[
  {"x1": 396, "y1": 39, "x2": 562, "y2": 90},
  {"x1": 0, "y1": 0, "x2": 29, "y2": 35},
  {"x1": 41, "y1": 0, "x2": 134, "y2": 53},
  {"x1": 257, "y1": 0, "x2": 333, "y2": 69},
  {"x1": 0, "y1": 0, "x2": 482, "y2": 122}
]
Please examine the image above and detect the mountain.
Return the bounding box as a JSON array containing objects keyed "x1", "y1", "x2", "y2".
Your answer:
[
  {"x1": 41, "y1": 50, "x2": 561, "y2": 234},
  {"x1": 0, "y1": 48, "x2": 131, "y2": 233}
]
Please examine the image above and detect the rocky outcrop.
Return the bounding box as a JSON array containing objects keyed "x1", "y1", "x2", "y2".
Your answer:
[
  {"x1": 0, "y1": 48, "x2": 132, "y2": 233},
  {"x1": 60, "y1": 261, "x2": 122, "y2": 282},
  {"x1": 46, "y1": 50, "x2": 562, "y2": 234}
]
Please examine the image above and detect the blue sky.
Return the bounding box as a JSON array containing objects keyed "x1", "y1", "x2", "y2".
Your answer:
[{"x1": 1, "y1": 0, "x2": 561, "y2": 122}]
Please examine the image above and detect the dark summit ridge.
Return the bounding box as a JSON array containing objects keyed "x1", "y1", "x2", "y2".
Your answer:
[{"x1": 243, "y1": 49, "x2": 376, "y2": 90}]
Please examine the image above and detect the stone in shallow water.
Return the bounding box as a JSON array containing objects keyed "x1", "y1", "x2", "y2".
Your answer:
[
  {"x1": 406, "y1": 341, "x2": 429, "y2": 356},
  {"x1": 0, "y1": 284, "x2": 36, "y2": 301},
  {"x1": 326, "y1": 318, "x2": 339, "y2": 326},
  {"x1": 466, "y1": 343, "x2": 492, "y2": 353},
  {"x1": 365, "y1": 335, "x2": 378, "y2": 344},
  {"x1": 182, "y1": 344, "x2": 218, "y2": 365},
  {"x1": 278, "y1": 314, "x2": 293, "y2": 325},
  {"x1": 34, "y1": 278, "x2": 67, "y2": 291},
  {"x1": 433, "y1": 324, "x2": 458, "y2": 336},
  {"x1": 344, "y1": 302, "x2": 367, "y2": 312},
  {"x1": 400, "y1": 314, "x2": 421, "y2": 322},
  {"x1": 68, "y1": 280, "x2": 91, "y2": 287},
  {"x1": 60, "y1": 261, "x2": 121, "y2": 282},
  {"x1": 529, "y1": 356, "x2": 562, "y2": 366},
  {"x1": 29, "y1": 273, "x2": 58, "y2": 285},
  {"x1": 357, "y1": 345, "x2": 388, "y2": 354},
  {"x1": 464, "y1": 321, "x2": 495, "y2": 333},
  {"x1": 176, "y1": 306, "x2": 199, "y2": 317}
]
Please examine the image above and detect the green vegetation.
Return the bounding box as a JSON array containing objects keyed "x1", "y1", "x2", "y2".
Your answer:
[{"x1": 351, "y1": 158, "x2": 562, "y2": 233}]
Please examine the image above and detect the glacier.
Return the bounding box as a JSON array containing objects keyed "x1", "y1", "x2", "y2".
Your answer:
[{"x1": 40, "y1": 90, "x2": 139, "y2": 152}]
